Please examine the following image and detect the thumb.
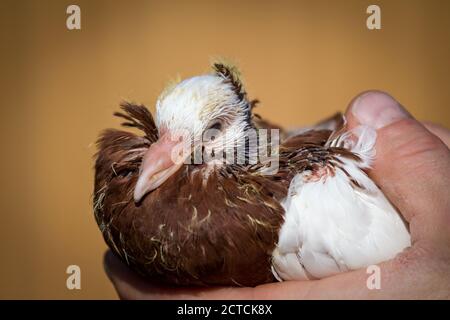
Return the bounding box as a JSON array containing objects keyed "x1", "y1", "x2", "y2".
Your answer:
[{"x1": 344, "y1": 91, "x2": 450, "y2": 244}]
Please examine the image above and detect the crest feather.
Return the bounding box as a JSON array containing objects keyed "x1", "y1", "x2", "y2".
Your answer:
[
  {"x1": 114, "y1": 102, "x2": 158, "y2": 142},
  {"x1": 212, "y1": 61, "x2": 246, "y2": 102}
]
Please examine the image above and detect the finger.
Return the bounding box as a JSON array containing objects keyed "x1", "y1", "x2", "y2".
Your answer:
[
  {"x1": 254, "y1": 249, "x2": 450, "y2": 299},
  {"x1": 103, "y1": 248, "x2": 344, "y2": 300},
  {"x1": 103, "y1": 248, "x2": 430, "y2": 300},
  {"x1": 344, "y1": 91, "x2": 450, "y2": 244},
  {"x1": 423, "y1": 122, "x2": 450, "y2": 148},
  {"x1": 103, "y1": 249, "x2": 377, "y2": 300}
]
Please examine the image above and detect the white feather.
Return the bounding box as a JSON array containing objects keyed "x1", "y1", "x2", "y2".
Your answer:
[
  {"x1": 155, "y1": 74, "x2": 251, "y2": 164},
  {"x1": 272, "y1": 126, "x2": 411, "y2": 280}
]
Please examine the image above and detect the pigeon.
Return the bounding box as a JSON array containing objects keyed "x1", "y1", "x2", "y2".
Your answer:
[{"x1": 93, "y1": 62, "x2": 410, "y2": 286}]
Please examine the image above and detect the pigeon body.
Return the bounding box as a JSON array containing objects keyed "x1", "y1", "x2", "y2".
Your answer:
[{"x1": 94, "y1": 63, "x2": 410, "y2": 286}]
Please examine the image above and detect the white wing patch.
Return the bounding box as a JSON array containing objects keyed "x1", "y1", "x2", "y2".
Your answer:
[{"x1": 272, "y1": 126, "x2": 411, "y2": 281}]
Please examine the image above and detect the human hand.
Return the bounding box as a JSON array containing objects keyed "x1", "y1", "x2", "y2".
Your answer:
[{"x1": 104, "y1": 91, "x2": 450, "y2": 299}]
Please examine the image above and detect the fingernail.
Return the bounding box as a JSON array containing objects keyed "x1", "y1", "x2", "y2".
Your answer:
[{"x1": 351, "y1": 91, "x2": 411, "y2": 129}]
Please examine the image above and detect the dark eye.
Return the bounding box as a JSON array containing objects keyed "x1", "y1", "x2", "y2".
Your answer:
[
  {"x1": 204, "y1": 120, "x2": 224, "y2": 142},
  {"x1": 207, "y1": 121, "x2": 222, "y2": 131},
  {"x1": 118, "y1": 169, "x2": 134, "y2": 178},
  {"x1": 113, "y1": 165, "x2": 136, "y2": 179}
]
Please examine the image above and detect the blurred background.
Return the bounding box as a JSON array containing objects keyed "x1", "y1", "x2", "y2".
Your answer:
[{"x1": 0, "y1": 0, "x2": 449, "y2": 299}]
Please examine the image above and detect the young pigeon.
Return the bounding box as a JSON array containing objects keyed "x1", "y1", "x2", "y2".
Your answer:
[{"x1": 93, "y1": 63, "x2": 410, "y2": 286}]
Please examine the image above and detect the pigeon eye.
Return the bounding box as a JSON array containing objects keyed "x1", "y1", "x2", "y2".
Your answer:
[
  {"x1": 114, "y1": 167, "x2": 135, "y2": 179},
  {"x1": 207, "y1": 121, "x2": 222, "y2": 131},
  {"x1": 204, "y1": 120, "x2": 224, "y2": 142}
]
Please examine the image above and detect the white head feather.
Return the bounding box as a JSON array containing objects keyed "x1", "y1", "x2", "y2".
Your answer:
[{"x1": 155, "y1": 66, "x2": 253, "y2": 164}]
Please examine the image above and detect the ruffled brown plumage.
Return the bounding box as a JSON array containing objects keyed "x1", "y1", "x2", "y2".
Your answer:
[{"x1": 93, "y1": 101, "x2": 358, "y2": 286}]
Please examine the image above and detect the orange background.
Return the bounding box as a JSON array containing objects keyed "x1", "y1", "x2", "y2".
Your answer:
[{"x1": 0, "y1": 0, "x2": 449, "y2": 299}]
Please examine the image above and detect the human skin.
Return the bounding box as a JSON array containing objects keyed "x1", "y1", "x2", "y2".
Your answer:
[{"x1": 103, "y1": 91, "x2": 450, "y2": 299}]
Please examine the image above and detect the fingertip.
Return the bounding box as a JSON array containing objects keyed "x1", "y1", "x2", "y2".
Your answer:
[{"x1": 344, "y1": 90, "x2": 411, "y2": 131}]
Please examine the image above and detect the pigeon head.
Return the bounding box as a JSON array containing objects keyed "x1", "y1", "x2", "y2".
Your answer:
[{"x1": 134, "y1": 63, "x2": 254, "y2": 202}]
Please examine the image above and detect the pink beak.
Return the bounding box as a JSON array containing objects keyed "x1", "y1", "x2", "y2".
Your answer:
[{"x1": 134, "y1": 133, "x2": 188, "y2": 202}]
